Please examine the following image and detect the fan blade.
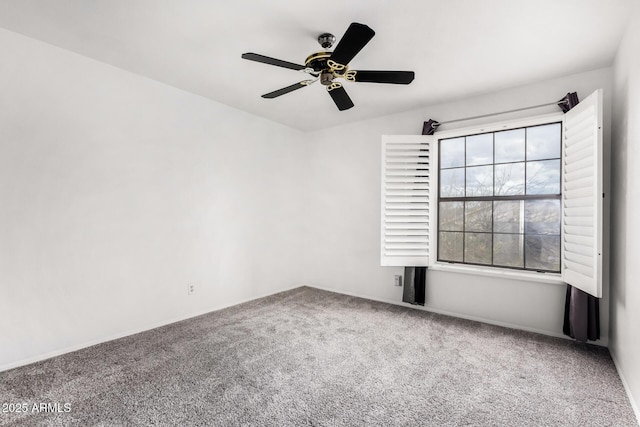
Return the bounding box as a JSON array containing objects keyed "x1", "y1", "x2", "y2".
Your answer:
[
  {"x1": 327, "y1": 84, "x2": 354, "y2": 111},
  {"x1": 261, "y1": 81, "x2": 312, "y2": 98},
  {"x1": 241, "y1": 53, "x2": 306, "y2": 71},
  {"x1": 329, "y1": 23, "x2": 375, "y2": 67},
  {"x1": 352, "y1": 70, "x2": 415, "y2": 84}
]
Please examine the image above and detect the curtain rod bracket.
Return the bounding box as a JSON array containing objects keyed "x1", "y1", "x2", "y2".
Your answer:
[
  {"x1": 557, "y1": 92, "x2": 580, "y2": 113},
  {"x1": 422, "y1": 119, "x2": 440, "y2": 135}
]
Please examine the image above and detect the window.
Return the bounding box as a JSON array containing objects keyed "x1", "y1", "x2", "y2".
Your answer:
[
  {"x1": 381, "y1": 89, "x2": 603, "y2": 298},
  {"x1": 437, "y1": 123, "x2": 562, "y2": 272}
]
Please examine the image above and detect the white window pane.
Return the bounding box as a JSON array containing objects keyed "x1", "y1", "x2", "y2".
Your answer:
[
  {"x1": 440, "y1": 168, "x2": 465, "y2": 197},
  {"x1": 465, "y1": 201, "x2": 492, "y2": 232},
  {"x1": 466, "y1": 165, "x2": 493, "y2": 196},
  {"x1": 495, "y1": 162, "x2": 525, "y2": 195},
  {"x1": 526, "y1": 160, "x2": 560, "y2": 195},
  {"x1": 495, "y1": 129, "x2": 525, "y2": 163},
  {"x1": 526, "y1": 123, "x2": 561, "y2": 161},
  {"x1": 439, "y1": 202, "x2": 464, "y2": 231},
  {"x1": 439, "y1": 232, "x2": 463, "y2": 262},
  {"x1": 525, "y1": 235, "x2": 560, "y2": 271},
  {"x1": 493, "y1": 234, "x2": 524, "y2": 268},
  {"x1": 524, "y1": 200, "x2": 561, "y2": 235},
  {"x1": 464, "y1": 233, "x2": 492, "y2": 265},
  {"x1": 494, "y1": 201, "x2": 524, "y2": 233},
  {"x1": 440, "y1": 137, "x2": 465, "y2": 168},
  {"x1": 466, "y1": 133, "x2": 493, "y2": 166}
]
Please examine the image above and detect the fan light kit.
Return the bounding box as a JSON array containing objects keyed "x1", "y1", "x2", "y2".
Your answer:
[{"x1": 241, "y1": 23, "x2": 415, "y2": 111}]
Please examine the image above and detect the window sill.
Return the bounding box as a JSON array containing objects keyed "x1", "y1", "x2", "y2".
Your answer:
[{"x1": 429, "y1": 262, "x2": 564, "y2": 285}]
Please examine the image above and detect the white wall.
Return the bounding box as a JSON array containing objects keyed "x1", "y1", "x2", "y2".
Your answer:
[
  {"x1": 610, "y1": 2, "x2": 640, "y2": 417},
  {"x1": 303, "y1": 67, "x2": 613, "y2": 341},
  {"x1": 0, "y1": 28, "x2": 307, "y2": 371}
]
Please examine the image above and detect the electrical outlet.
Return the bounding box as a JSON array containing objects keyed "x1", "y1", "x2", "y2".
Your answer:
[
  {"x1": 394, "y1": 275, "x2": 402, "y2": 287},
  {"x1": 187, "y1": 284, "x2": 195, "y2": 295}
]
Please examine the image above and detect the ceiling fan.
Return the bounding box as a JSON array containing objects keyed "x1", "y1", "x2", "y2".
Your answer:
[{"x1": 241, "y1": 22, "x2": 415, "y2": 111}]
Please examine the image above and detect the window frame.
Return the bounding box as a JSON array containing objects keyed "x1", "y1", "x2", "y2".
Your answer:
[{"x1": 430, "y1": 112, "x2": 566, "y2": 280}]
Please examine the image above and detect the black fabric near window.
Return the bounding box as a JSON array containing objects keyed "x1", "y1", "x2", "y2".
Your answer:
[
  {"x1": 403, "y1": 267, "x2": 426, "y2": 306},
  {"x1": 563, "y1": 284, "x2": 600, "y2": 342}
]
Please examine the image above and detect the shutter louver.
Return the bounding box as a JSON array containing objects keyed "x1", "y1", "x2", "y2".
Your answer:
[
  {"x1": 381, "y1": 135, "x2": 431, "y2": 266},
  {"x1": 561, "y1": 89, "x2": 603, "y2": 298}
]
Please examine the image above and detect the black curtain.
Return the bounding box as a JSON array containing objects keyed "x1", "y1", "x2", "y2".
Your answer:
[
  {"x1": 563, "y1": 284, "x2": 600, "y2": 342},
  {"x1": 403, "y1": 267, "x2": 426, "y2": 306}
]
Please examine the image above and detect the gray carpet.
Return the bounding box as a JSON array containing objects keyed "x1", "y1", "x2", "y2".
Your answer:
[{"x1": 0, "y1": 286, "x2": 637, "y2": 426}]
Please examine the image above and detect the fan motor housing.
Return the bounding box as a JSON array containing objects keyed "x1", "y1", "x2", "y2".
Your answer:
[{"x1": 305, "y1": 51, "x2": 332, "y2": 73}]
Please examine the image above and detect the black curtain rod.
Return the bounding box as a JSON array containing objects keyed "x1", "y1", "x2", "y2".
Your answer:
[{"x1": 422, "y1": 92, "x2": 579, "y2": 135}]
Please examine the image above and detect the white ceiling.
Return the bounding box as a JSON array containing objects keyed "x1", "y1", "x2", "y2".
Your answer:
[{"x1": 0, "y1": 0, "x2": 632, "y2": 131}]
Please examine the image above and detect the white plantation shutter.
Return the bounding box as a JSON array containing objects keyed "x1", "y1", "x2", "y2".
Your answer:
[
  {"x1": 561, "y1": 89, "x2": 603, "y2": 298},
  {"x1": 381, "y1": 135, "x2": 432, "y2": 266}
]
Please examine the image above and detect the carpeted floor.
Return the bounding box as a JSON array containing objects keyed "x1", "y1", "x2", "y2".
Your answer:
[{"x1": 0, "y1": 286, "x2": 637, "y2": 426}]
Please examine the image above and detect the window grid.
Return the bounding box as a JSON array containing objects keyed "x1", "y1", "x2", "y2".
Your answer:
[{"x1": 437, "y1": 123, "x2": 562, "y2": 273}]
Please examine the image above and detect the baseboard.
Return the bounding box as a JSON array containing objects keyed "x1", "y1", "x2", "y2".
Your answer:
[
  {"x1": 609, "y1": 348, "x2": 640, "y2": 424},
  {"x1": 0, "y1": 284, "x2": 302, "y2": 373},
  {"x1": 304, "y1": 284, "x2": 595, "y2": 344}
]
